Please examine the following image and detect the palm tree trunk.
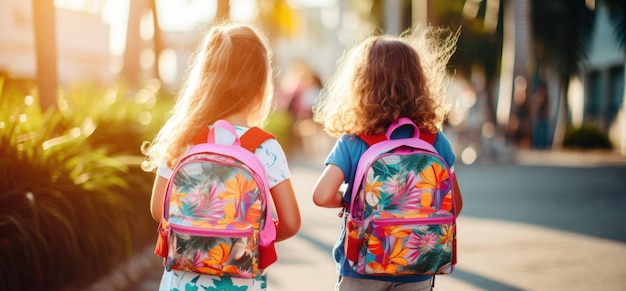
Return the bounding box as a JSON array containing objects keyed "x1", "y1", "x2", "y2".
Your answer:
[
  {"x1": 216, "y1": 0, "x2": 229, "y2": 20},
  {"x1": 384, "y1": 0, "x2": 402, "y2": 35},
  {"x1": 599, "y1": 0, "x2": 626, "y2": 154},
  {"x1": 32, "y1": 0, "x2": 58, "y2": 110},
  {"x1": 618, "y1": 62, "x2": 626, "y2": 155},
  {"x1": 149, "y1": 0, "x2": 161, "y2": 81},
  {"x1": 485, "y1": 76, "x2": 498, "y2": 125},
  {"x1": 496, "y1": 0, "x2": 533, "y2": 146},
  {"x1": 496, "y1": 0, "x2": 514, "y2": 139},
  {"x1": 552, "y1": 78, "x2": 570, "y2": 149},
  {"x1": 122, "y1": 0, "x2": 146, "y2": 89}
]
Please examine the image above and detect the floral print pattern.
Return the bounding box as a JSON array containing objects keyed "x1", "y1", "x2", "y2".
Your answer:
[
  {"x1": 162, "y1": 153, "x2": 269, "y2": 279},
  {"x1": 346, "y1": 152, "x2": 456, "y2": 275},
  {"x1": 159, "y1": 270, "x2": 267, "y2": 291}
]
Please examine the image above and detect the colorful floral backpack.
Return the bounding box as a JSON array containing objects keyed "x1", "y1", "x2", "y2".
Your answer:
[
  {"x1": 345, "y1": 117, "x2": 457, "y2": 276},
  {"x1": 155, "y1": 120, "x2": 278, "y2": 278}
]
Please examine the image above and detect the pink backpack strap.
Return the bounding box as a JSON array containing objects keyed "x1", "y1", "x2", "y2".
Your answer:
[
  {"x1": 350, "y1": 118, "x2": 448, "y2": 217},
  {"x1": 187, "y1": 121, "x2": 278, "y2": 259}
]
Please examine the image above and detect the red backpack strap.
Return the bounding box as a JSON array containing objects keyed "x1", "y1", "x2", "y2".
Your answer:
[
  {"x1": 192, "y1": 126, "x2": 275, "y2": 152},
  {"x1": 358, "y1": 131, "x2": 438, "y2": 146},
  {"x1": 420, "y1": 131, "x2": 437, "y2": 145},
  {"x1": 193, "y1": 127, "x2": 211, "y2": 145},
  {"x1": 240, "y1": 127, "x2": 275, "y2": 152}
]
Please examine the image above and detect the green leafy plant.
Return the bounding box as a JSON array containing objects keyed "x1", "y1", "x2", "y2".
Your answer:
[
  {"x1": 0, "y1": 77, "x2": 169, "y2": 290},
  {"x1": 563, "y1": 124, "x2": 613, "y2": 149}
]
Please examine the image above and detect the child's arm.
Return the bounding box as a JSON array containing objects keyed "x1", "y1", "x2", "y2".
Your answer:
[
  {"x1": 312, "y1": 164, "x2": 345, "y2": 208},
  {"x1": 270, "y1": 179, "x2": 301, "y2": 242},
  {"x1": 150, "y1": 175, "x2": 168, "y2": 222}
]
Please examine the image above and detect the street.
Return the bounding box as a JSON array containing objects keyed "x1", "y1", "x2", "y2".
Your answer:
[{"x1": 456, "y1": 163, "x2": 626, "y2": 243}]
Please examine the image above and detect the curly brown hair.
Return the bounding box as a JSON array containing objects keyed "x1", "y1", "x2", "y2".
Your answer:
[{"x1": 314, "y1": 25, "x2": 458, "y2": 137}]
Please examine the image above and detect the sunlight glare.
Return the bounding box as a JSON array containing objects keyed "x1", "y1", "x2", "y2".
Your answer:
[
  {"x1": 462, "y1": 0, "x2": 481, "y2": 20},
  {"x1": 24, "y1": 95, "x2": 34, "y2": 106},
  {"x1": 139, "y1": 111, "x2": 152, "y2": 125},
  {"x1": 460, "y1": 90, "x2": 477, "y2": 109},
  {"x1": 58, "y1": 98, "x2": 70, "y2": 112},
  {"x1": 231, "y1": 0, "x2": 258, "y2": 22},
  {"x1": 484, "y1": 0, "x2": 500, "y2": 33},
  {"x1": 104, "y1": 88, "x2": 118, "y2": 105},
  {"x1": 140, "y1": 48, "x2": 155, "y2": 70},
  {"x1": 569, "y1": 76, "x2": 584, "y2": 128},
  {"x1": 102, "y1": 0, "x2": 130, "y2": 56},
  {"x1": 145, "y1": 78, "x2": 162, "y2": 94},
  {"x1": 482, "y1": 122, "x2": 495, "y2": 138},
  {"x1": 82, "y1": 117, "x2": 96, "y2": 136},
  {"x1": 321, "y1": 3, "x2": 339, "y2": 29},
  {"x1": 140, "y1": 11, "x2": 154, "y2": 40},
  {"x1": 70, "y1": 127, "x2": 81, "y2": 138},
  {"x1": 156, "y1": 0, "x2": 215, "y2": 31},
  {"x1": 25, "y1": 192, "x2": 34, "y2": 203},
  {"x1": 54, "y1": 0, "x2": 102, "y2": 14},
  {"x1": 447, "y1": 110, "x2": 465, "y2": 127},
  {"x1": 135, "y1": 89, "x2": 150, "y2": 104},
  {"x1": 461, "y1": 146, "x2": 478, "y2": 165},
  {"x1": 159, "y1": 48, "x2": 178, "y2": 85},
  {"x1": 289, "y1": 0, "x2": 335, "y2": 7}
]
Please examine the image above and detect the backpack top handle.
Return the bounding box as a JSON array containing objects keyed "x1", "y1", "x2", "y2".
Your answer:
[{"x1": 386, "y1": 117, "x2": 420, "y2": 140}]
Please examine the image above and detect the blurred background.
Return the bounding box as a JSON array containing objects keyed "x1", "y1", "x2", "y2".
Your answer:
[{"x1": 0, "y1": 0, "x2": 624, "y2": 290}]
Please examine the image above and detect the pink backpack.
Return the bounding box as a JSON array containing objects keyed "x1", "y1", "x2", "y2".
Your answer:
[
  {"x1": 345, "y1": 117, "x2": 457, "y2": 276},
  {"x1": 155, "y1": 120, "x2": 277, "y2": 278}
]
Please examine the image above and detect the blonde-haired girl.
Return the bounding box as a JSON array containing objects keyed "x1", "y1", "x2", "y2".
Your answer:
[
  {"x1": 143, "y1": 22, "x2": 301, "y2": 291},
  {"x1": 312, "y1": 25, "x2": 464, "y2": 291}
]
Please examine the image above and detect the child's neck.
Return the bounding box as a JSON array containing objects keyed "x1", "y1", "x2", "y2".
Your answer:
[{"x1": 222, "y1": 112, "x2": 249, "y2": 127}]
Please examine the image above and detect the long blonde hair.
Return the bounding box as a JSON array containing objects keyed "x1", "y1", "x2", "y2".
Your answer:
[
  {"x1": 313, "y1": 24, "x2": 458, "y2": 137},
  {"x1": 142, "y1": 22, "x2": 274, "y2": 171}
]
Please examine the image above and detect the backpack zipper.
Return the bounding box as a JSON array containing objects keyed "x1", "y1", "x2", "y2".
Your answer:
[
  {"x1": 372, "y1": 215, "x2": 454, "y2": 226},
  {"x1": 169, "y1": 222, "x2": 254, "y2": 237}
]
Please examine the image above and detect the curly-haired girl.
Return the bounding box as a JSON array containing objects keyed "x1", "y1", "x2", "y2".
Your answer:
[{"x1": 312, "y1": 25, "x2": 463, "y2": 291}]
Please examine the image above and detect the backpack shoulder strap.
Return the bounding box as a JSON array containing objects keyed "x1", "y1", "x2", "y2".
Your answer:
[
  {"x1": 193, "y1": 127, "x2": 211, "y2": 145},
  {"x1": 193, "y1": 126, "x2": 275, "y2": 152},
  {"x1": 240, "y1": 127, "x2": 276, "y2": 152}
]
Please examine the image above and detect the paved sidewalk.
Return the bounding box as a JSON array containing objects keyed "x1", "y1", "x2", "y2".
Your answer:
[{"x1": 513, "y1": 149, "x2": 626, "y2": 167}]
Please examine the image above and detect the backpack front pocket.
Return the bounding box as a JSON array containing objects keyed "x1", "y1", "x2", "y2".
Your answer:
[
  {"x1": 358, "y1": 211, "x2": 455, "y2": 276},
  {"x1": 166, "y1": 222, "x2": 259, "y2": 278}
]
